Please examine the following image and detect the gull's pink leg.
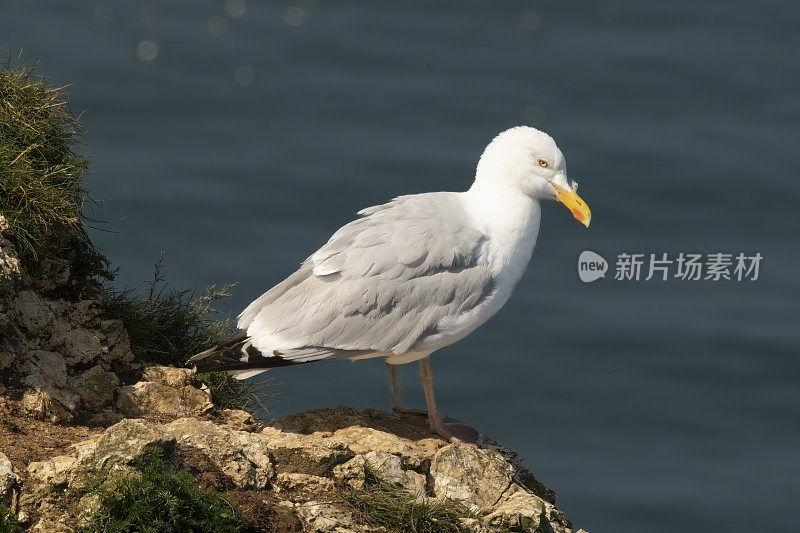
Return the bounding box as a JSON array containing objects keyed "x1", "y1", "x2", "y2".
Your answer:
[
  {"x1": 419, "y1": 356, "x2": 479, "y2": 444},
  {"x1": 386, "y1": 362, "x2": 426, "y2": 416}
]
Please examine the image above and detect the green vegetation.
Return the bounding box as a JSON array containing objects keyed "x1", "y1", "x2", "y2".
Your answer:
[
  {"x1": 0, "y1": 62, "x2": 111, "y2": 280},
  {"x1": 1, "y1": 61, "x2": 258, "y2": 411},
  {"x1": 102, "y1": 257, "x2": 262, "y2": 412},
  {"x1": 80, "y1": 449, "x2": 246, "y2": 533},
  {"x1": 196, "y1": 369, "x2": 265, "y2": 412},
  {"x1": 102, "y1": 256, "x2": 234, "y2": 367},
  {"x1": 0, "y1": 61, "x2": 235, "y2": 368},
  {"x1": 342, "y1": 473, "x2": 474, "y2": 533},
  {"x1": 0, "y1": 504, "x2": 19, "y2": 533}
]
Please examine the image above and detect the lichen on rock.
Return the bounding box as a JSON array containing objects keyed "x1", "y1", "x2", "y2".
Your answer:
[
  {"x1": 430, "y1": 444, "x2": 515, "y2": 511},
  {"x1": 116, "y1": 380, "x2": 213, "y2": 418},
  {"x1": 27, "y1": 418, "x2": 177, "y2": 490},
  {"x1": 1, "y1": 279, "x2": 137, "y2": 423},
  {"x1": 163, "y1": 417, "x2": 274, "y2": 490}
]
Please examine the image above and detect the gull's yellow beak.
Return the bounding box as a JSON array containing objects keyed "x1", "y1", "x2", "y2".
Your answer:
[{"x1": 553, "y1": 184, "x2": 591, "y2": 228}]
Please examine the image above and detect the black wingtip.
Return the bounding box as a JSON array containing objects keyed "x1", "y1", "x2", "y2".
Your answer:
[{"x1": 188, "y1": 336, "x2": 301, "y2": 375}]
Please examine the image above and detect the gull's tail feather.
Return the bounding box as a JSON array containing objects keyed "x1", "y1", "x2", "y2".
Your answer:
[
  {"x1": 187, "y1": 332, "x2": 373, "y2": 380},
  {"x1": 188, "y1": 332, "x2": 299, "y2": 379}
]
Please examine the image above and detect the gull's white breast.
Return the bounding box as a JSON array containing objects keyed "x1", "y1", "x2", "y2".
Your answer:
[{"x1": 392, "y1": 191, "x2": 542, "y2": 362}]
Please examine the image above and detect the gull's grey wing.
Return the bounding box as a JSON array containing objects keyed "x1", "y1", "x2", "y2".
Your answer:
[{"x1": 237, "y1": 192, "x2": 495, "y2": 365}]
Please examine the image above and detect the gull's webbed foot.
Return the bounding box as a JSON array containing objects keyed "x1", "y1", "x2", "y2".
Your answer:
[
  {"x1": 428, "y1": 415, "x2": 480, "y2": 445},
  {"x1": 392, "y1": 407, "x2": 479, "y2": 444}
]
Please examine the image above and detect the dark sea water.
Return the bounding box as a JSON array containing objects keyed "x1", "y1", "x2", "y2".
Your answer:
[{"x1": 3, "y1": 2, "x2": 799, "y2": 531}]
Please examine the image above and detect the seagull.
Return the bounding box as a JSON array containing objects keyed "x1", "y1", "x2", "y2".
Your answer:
[{"x1": 189, "y1": 126, "x2": 590, "y2": 443}]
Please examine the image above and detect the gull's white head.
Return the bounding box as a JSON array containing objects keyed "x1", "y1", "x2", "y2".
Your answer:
[{"x1": 472, "y1": 126, "x2": 591, "y2": 227}]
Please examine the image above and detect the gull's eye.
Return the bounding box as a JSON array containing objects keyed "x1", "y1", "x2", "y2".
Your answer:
[{"x1": 537, "y1": 158, "x2": 550, "y2": 168}]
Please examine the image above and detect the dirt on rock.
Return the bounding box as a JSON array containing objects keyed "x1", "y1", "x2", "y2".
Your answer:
[
  {"x1": 224, "y1": 490, "x2": 304, "y2": 533},
  {"x1": 180, "y1": 444, "x2": 304, "y2": 532},
  {"x1": 0, "y1": 400, "x2": 102, "y2": 486}
]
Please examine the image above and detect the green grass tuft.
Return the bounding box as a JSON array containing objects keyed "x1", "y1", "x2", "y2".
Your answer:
[
  {"x1": 196, "y1": 371, "x2": 261, "y2": 412},
  {"x1": 0, "y1": 61, "x2": 112, "y2": 280},
  {"x1": 102, "y1": 256, "x2": 234, "y2": 368},
  {"x1": 101, "y1": 258, "x2": 263, "y2": 414},
  {"x1": 342, "y1": 478, "x2": 475, "y2": 533},
  {"x1": 79, "y1": 449, "x2": 246, "y2": 533},
  {"x1": 0, "y1": 504, "x2": 19, "y2": 533}
]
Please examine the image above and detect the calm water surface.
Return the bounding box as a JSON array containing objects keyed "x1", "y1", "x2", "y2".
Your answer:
[{"x1": 3, "y1": 2, "x2": 799, "y2": 532}]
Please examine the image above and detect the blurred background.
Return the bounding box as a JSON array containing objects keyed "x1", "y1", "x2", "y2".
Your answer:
[{"x1": 3, "y1": 1, "x2": 799, "y2": 532}]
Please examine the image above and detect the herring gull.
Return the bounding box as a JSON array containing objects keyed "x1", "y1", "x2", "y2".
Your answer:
[{"x1": 189, "y1": 126, "x2": 591, "y2": 443}]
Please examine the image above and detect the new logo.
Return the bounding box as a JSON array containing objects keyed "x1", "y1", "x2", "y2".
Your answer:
[{"x1": 578, "y1": 250, "x2": 608, "y2": 283}]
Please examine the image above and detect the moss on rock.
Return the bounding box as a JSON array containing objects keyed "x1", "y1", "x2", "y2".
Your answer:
[{"x1": 79, "y1": 449, "x2": 246, "y2": 533}]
